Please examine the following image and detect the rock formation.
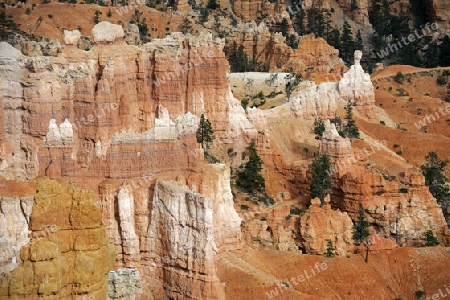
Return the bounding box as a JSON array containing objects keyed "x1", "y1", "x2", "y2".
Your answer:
[
  {"x1": 147, "y1": 179, "x2": 225, "y2": 299},
  {"x1": 431, "y1": 0, "x2": 450, "y2": 29},
  {"x1": 124, "y1": 24, "x2": 140, "y2": 46},
  {"x1": 0, "y1": 25, "x2": 253, "y2": 298},
  {"x1": 340, "y1": 167, "x2": 450, "y2": 246},
  {"x1": 245, "y1": 205, "x2": 299, "y2": 251},
  {"x1": 231, "y1": 0, "x2": 287, "y2": 23},
  {"x1": 221, "y1": 20, "x2": 344, "y2": 74},
  {"x1": 44, "y1": 119, "x2": 74, "y2": 147},
  {"x1": 97, "y1": 163, "x2": 241, "y2": 298},
  {"x1": 339, "y1": 50, "x2": 376, "y2": 119},
  {"x1": 0, "y1": 178, "x2": 115, "y2": 299},
  {"x1": 0, "y1": 29, "x2": 255, "y2": 185},
  {"x1": 0, "y1": 193, "x2": 33, "y2": 274},
  {"x1": 64, "y1": 30, "x2": 81, "y2": 46},
  {"x1": 319, "y1": 120, "x2": 355, "y2": 178},
  {"x1": 107, "y1": 268, "x2": 143, "y2": 299},
  {"x1": 300, "y1": 195, "x2": 354, "y2": 255},
  {"x1": 289, "y1": 81, "x2": 340, "y2": 119},
  {"x1": 91, "y1": 22, "x2": 125, "y2": 44},
  {"x1": 319, "y1": 120, "x2": 352, "y2": 160}
]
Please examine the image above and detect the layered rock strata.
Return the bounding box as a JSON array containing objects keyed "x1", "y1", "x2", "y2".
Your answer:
[
  {"x1": 289, "y1": 81, "x2": 340, "y2": 120},
  {"x1": 339, "y1": 50, "x2": 376, "y2": 119},
  {"x1": 0, "y1": 178, "x2": 115, "y2": 299},
  {"x1": 244, "y1": 205, "x2": 299, "y2": 251},
  {"x1": 300, "y1": 196, "x2": 354, "y2": 255},
  {"x1": 0, "y1": 25, "x2": 255, "y2": 186},
  {"x1": 340, "y1": 167, "x2": 450, "y2": 246},
  {"x1": 107, "y1": 268, "x2": 143, "y2": 300},
  {"x1": 98, "y1": 164, "x2": 242, "y2": 299},
  {"x1": 221, "y1": 20, "x2": 344, "y2": 74},
  {"x1": 0, "y1": 22, "x2": 251, "y2": 299}
]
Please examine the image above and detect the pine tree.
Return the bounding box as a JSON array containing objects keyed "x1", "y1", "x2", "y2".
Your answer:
[
  {"x1": 93, "y1": 10, "x2": 102, "y2": 24},
  {"x1": 309, "y1": 153, "x2": 332, "y2": 204},
  {"x1": 352, "y1": 205, "x2": 370, "y2": 246},
  {"x1": 313, "y1": 118, "x2": 325, "y2": 140},
  {"x1": 237, "y1": 142, "x2": 265, "y2": 193},
  {"x1": 207, "y1": 0, "x2": 218, "y2": 9},
  {"x1": 423, "y1": 39, "x2": 439, "y2": 68},
  {"x1": 181, "y1": 18, "x2": 192, "y2": 34},
  {"x1": 340, "y1": 20, "x2": 354, "y2": 65},
  {"x1": 344, "y1": 101, "x2": 360, "y2": 139},
  {"x1": 327, "y1": 28, "x2": 340, "y2": 50},
  {"x1": 424, "y1": 230, "x2": 440, "y2": 246},
  {"x1": 196, "y1": 114, "x2": 214, "y2": 152},
  {"x1": 439, "y1": 36, "x2": 450, "y2": 67},
  {"x1": 280, "y1": 18, "x2": 289, "y2": 37},
  {"x1": 324, "y1": 239, "x2": 334, "y2": 257},
  {"x1": 354, "y1": 30, "x2": 363, "y2": 51}
]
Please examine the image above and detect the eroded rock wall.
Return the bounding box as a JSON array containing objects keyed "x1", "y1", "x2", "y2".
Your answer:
[
  {"x1": 97, "y1": 164, "x2": 241, "y2": 299},
  {"x1": 300, "y1": 196, "x2": 354, "y2": 256},
  {"x1": 221, "y1": 21, "x2": 344, "y2": 74},
  {"x1": 0, "y1": 28, "x2": 254, "y2": 189},
  {"x1": 0, "y1": 178, "x2": 115, "y2": 299},
  {"x1": 340, "y1": 167, "x2": 450, "y2": 246}
]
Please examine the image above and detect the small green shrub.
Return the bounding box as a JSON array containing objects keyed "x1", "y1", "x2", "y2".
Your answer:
[
  {"x1": 241, "y1": 99, "x2": 249, "y2": 109},
  {"x1": 394, "y1": 72, "x2": 405, "y2": 84},
  {"x1": 380, "y1": 121, "x2": 385, "y2": 125},
  {"x1": 398, "y1": 188, "x2": 408, "y2": 193},
  {"x1": 290, "y1": 206, "x2": 303, "y2": 215},
  {"x1": 259, "y1": 195, "x2": 275, "y2": 206},
  {"x1": 437, "y1": 76, "x2": 446, "y2": 86},
  {"x1": 240, "y1": 204, "x2": 250, "y2": 211},
  {"x1": 424, "y1": 230, "x2": 439, "y2": 246},
  {"x1": 415, "y1": 290, "x2": 425, "y2": 299}
]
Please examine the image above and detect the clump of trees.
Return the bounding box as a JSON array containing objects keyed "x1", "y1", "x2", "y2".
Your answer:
[
  {"x1": 314, "y1": 103, "x2": 359, "y2": 141},
  {"x1": 420, "y1": 152, "x2": 450, "y2": 225},
  {"x1": 196, "y1": 114, "x2": 214, "y2": 150},
  {"x1": 225, "y1": 42, "x2": 265, "y2": 72},
  {"x1": 93, "y1": 10, "x2": 102, "y2": 24},
  {"x1": 0, "y1": 11, "x2": 21, "y2": 38},
  {"x1": 313, "y1": 118, "x2": 325, "y2": 140},
  {"x1": 181, "y1": 18, "x2": 192, "y2": 34}
]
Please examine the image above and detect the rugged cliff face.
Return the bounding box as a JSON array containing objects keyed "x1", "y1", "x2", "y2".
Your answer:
[
  {"x1": 0, "y1": 178, "x2": 115, "y2": 299},
  {"x1": 222, "y1": 21, "x2": 344, "y2": 74},
  {"x1": 1, "y1": 4, "x2": 450, "y2": 297},
  {"x1": 300, "y1": 196, "x2": 354, "y2": 256},
  {"x1": 340, "y1": 166, "x2": 450, "y2": 246},
  {"x1": 0, "y1": 23, "x2": 254, "y2": 188},
  {"x1": 0, "y1": 22, "x2": 250, "y2": 299},
  {"x1": 98, "y1": 164, "x2": 242, "y2": 299}
]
